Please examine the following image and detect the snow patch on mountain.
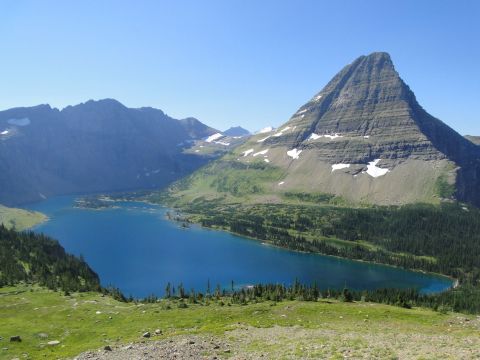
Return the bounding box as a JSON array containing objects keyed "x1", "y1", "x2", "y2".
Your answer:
[
  {"x1": 258, "y1": 126, "x2": 274, "y2": 134},
  {"x1": 273, "y1": 126, "x2": 291, "y2": 137},
  {"x1": 324, "y1": 133, "x2": 343, "y2": 140},
  {"x1": 242, "y1": 148, "x2": 254, "y2": 157},
  {"x1": 287, "y1": 148, "x2": 302, "y2": 159},
  {"x1": 308, "y1": 133, "x2": 343, "y2": 140},
  {"x1": 366, "y1": 159, "x2": 389, "y2": 178},
  {"x1": 253, "y1": 149, "x2": 269, "y2": 157},
  {"x1": 331, "y1": 163, "x2": 350, "y2": 172},
  {"x1": 257, "y1": 135, "x2": 271, "y2": 143},
  {"x1": 205, "y1": 133, "x2": 224, "y2": 143}
]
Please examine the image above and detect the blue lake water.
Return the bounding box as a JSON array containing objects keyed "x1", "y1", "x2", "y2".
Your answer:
[{"x1": 24, "y1": 196, "x2": 453, "y2": 298}]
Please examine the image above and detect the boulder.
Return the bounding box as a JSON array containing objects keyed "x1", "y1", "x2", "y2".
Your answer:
[{"x1": 9, "y1": 336, "x2": 21, "y2": 342}]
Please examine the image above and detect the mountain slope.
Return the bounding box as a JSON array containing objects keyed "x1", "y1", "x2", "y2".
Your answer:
[
  {"x1": 167, "y1": 52, "x2": 480, "y2": 207},
  {"x1": 0, "y1": 99, "x2": 221, "y2": 205}
]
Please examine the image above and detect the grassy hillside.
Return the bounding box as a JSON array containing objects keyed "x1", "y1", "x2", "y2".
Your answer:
[
  {"x1": 0, "y1": 204, "x2": 46, "y2": 231},
  {"x1": 1, "y1": 285, "x2": 479, "y2": 359}
]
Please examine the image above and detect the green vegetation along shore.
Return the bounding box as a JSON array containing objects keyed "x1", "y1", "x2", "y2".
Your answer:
[
  {"x1": 147, "y1": 192, "x2": 480, "y2": 285},
  {"x1": 0, "y1": 204, "x2": 46, "y2": 231}
]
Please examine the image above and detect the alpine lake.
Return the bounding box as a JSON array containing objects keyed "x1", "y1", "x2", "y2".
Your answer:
[{"x1": 24, "y1": 196, "x2": 453, "y2": 298}]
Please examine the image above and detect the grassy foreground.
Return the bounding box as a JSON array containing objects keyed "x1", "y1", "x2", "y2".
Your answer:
[
  {"x1": 1, "y1": 285, "x2": 479, "y2": 359},
  {"x1": 0, "y1": 205, "x2": 46, "y2": 231}
]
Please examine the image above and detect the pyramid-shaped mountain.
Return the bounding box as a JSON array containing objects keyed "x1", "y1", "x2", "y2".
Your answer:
[{"x1": 171, "y1": 52, "x2": 480, "y2": 206}]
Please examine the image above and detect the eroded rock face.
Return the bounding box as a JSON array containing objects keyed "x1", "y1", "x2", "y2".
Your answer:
[{"x1": 264, "y1": 53, "x2": 477, "y2": 163}]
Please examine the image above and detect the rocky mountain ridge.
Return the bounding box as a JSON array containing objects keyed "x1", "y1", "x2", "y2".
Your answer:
[{"x1": 0, "y1": 99, "x2": 219, "y2": 205}]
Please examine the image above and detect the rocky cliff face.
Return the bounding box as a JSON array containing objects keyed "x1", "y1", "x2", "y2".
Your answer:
[
  {"x1": 0, "y1": 99, "x2": 219, "y2": 205},
  {"x1": 174, "y1": 53, "x2": 480, "y2": 207}
]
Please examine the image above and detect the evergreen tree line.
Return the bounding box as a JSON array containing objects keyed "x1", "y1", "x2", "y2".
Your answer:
[
  {"x1": 0, "y1": 224, "x2": 100, "y2": 292},
  {"x1": 186, "y1": 201, "x2": 480, "y2": 285},
  {"x1": 141, "y1": 280, "x2": 480, "y2": 314}
]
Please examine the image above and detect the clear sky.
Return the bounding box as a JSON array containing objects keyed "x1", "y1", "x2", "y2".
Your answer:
[{"x1": 1, "y1": 0, "x2": 479, "y2": 135}]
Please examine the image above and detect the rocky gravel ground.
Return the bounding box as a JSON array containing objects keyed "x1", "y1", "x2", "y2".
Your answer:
[
  {"x1": 75, "y1": 317, "x2": 480, "y2": 360},
  {"x1": 75, "y1": 335, "x2": 233, "y2": 360}
]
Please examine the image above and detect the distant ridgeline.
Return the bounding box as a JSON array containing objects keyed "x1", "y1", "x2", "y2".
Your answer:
[
  {"x1": 0, "y1": 225, "x2": 100, "y2": 292},
  {"x1": 0, "y1": 99, "x2": 223, "y2": 206}
]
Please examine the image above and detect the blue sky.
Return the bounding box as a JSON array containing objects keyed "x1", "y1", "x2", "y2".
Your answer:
[{"x1": 1, "y1": 0, "x2": 479, "y2": 134}]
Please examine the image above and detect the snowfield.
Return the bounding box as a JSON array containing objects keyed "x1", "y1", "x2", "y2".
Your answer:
[
  {"x1": 257, "y1": 135, "x2": 271, "y2": 143},
  {"x1": 253, "y1": 149, "x2": 269, "y2": 157},
  {"x1": 287, "y1": 148, "x2": 302, "y2": 159},
  {"x1": 258, "y1": 126, "x2": 274, "y2": 134},
  {"x1": 331, "y1": 163, "x2": 351, "y2": 172},
  {"x1": 273, "y1": 126, "x2": 291, "y2": 137},
  {"x1": 324, "y1": 133, "x2": 343, "y2": 140},
  {"x1": 366, "y1": 159, "x2": 389, "y2": 178},
  {"x1": 242, "y1": 148, "x2": 254, "y2": 157},
  {"x1": 205, "y1": 133, "x2": 224, "y2": 143},
  {"x1": 308, "y1": 133, "x2": 343, "y2": 140}
]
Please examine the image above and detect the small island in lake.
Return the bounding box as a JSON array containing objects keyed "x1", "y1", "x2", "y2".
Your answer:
[{"x1": 74, "y1": 196, "x2": 119, "y2": 210}]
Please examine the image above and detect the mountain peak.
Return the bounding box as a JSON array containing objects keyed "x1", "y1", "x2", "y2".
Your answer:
[
  {"x1": 362, "y1": 51, "x2": 392, "y2": 61},
  {"x1": 224, "y1": 52, "x2": 480, "y2": 206},
  {"x1": 224, "y1": 126, "x2": 250, "y2": 137}
]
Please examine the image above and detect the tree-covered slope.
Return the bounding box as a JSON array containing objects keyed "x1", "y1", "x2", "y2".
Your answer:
[{"x1": 0, "y1": 225, "x2": 100, "y2": 292}]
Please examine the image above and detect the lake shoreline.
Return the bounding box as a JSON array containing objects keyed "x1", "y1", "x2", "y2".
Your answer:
[
  {"x1": 22, "y1": 194, "x2": 455, "y2": 296},
  {"x1": 74, "y1": 192, "x2": 456, "y2": 292},
  {"x1": 163, "y1": 206, "x2": 456, "y2": 292}
]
